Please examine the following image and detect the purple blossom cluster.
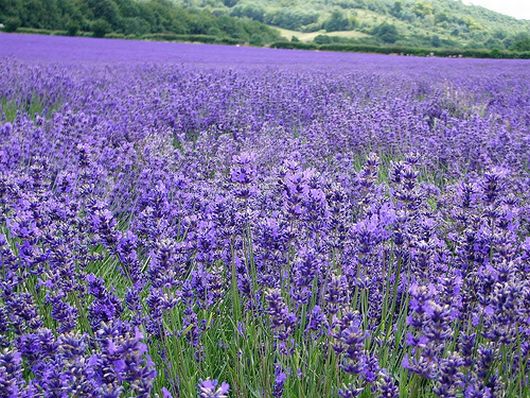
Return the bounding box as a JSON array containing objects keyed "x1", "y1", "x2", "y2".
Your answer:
[{"x1": 0, "y1": 34, "x2": 529, "y2": 397}]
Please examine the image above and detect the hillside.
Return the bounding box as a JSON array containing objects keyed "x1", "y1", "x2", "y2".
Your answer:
[
  {"x1": 0, "y1": 0, "x2": 281, "y2": 45},
  {"x1": 175, "y1": 0, "x2": 530, "y2": 50}
]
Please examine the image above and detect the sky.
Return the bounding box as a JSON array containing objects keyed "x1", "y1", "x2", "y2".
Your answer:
[{"x1": 464, "y1": 0, "x2": 530, "y2": 20}]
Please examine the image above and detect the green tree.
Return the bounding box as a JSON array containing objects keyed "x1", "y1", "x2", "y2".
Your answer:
[
  {"x1": 66, "y1": 20, "x2": 80, "y2": 36},
  {"x1": 372, "y1": 23, "x2": 399, "y2": 43},
  {"x1": 87, "y1": 0, "x2": 120, "y2": 28},
  {"x1": 413, "y1": 1, "x2": 433, "y2": 18},
  {"x1": 4, "y1": 16, "x2": 21, "y2": 32},
  {"x1": 431, "y1": 35, "x2": 441, "y2": 47},
  {"x1": 391, "y1": 2, "x2": 402, "y2": 18},
  {"x1": 483, "y1": 38, "x2": 503, "y2": 49},
  {"x1": 510, "y1": 33, "x2": 530, "y2": 51},
  {"x1": 121, "y1": 17, "x2": 150, "y2": 35},
  {"x1": 264, "y1": 9, "x2": 318, "y2": 31},
  {"x1": 92, "y1": 18, "x2": 111, "y2": 37},
  {"x1": 249, "y1": 33, "x2": 263, "y2": 45},
  {"x1": 435, "y1": 12, "x2": 449, "y2": 24},
  {"x1": 231, "y1": 4, "x2": 265, "y2": 22},
  {"x1": 323, "y1": 10, "x2": 351, "y2": 32},
  {"x1": 314, "y1": 34, "x2": 332, "y2": 44}
]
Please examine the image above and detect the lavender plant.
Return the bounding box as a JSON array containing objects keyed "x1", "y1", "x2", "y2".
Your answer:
[{"x1": 0, "y1": 33, "x2": 529, "y2": 397}]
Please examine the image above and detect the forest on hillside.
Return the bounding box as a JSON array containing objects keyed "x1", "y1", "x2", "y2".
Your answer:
[
  {"x1": 1, "y1": 0, "x2": 529, "y2": 53},
  {"x1": 0, "y1": 0, "x2": 281, "y2": 45},
  {"x1": 177, "y1": 0, "x2": 530, "y2": 50}
]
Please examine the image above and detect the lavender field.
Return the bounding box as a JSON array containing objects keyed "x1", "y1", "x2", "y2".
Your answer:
[{"x1": 0, "y1": 33, "x2": 529, "y2": 398}]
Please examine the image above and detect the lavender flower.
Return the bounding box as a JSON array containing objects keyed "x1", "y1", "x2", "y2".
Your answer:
[
  {"x1": 1, "y1": 33, "x2": 529, "y2": 398},
  {"x1": 265, "y1": 289, "x2": 297, "y2": 355},
  {"x1": 198, "y1": 379, "x2": 230, "y2": 398},
  {"x1": 273, "y1": 364, "x2": 287, "y2": 398}
]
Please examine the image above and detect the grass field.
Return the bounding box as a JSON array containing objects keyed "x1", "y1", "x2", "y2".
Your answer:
[{"x1": 273, "y1": 26, "x2": 371, "y2": 42}]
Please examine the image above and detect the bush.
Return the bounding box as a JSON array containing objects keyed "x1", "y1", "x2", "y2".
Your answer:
[
  {"x1": 322, "y1": 10, "x2": 351, "y2": 32},
  {"x1": 300, "y1": 22, "x2": 322, "y2": 33},
  {"x1": 431, "y1": 35, "x2": 441, "y2": 48},
  {"x1": 264, "y1": 9, "x2": 319, "y2": 31},
  {"x1": 249, "y1": 34, "x2": 264, "y2": 46},
  {"x1": 372, "y1": 23, "x2": 399, "y2": 44},
  {"x1": 270, "y1": 41, "x2": 318, "y2": 50},
  {"x1": 230, "y1": 4, "x2": 265, "y2": 22},
  {"x1": 271, "y1": 41, "x2": 526, "y2": 59},
  {"x1": 314, "y1": 35, "x2": 332, "y2": 45},
  {"x1": 16, "y1": 27, "x2": 53, "y2": 35},
  {"x1": 105, "y1": 32, "x2": 127, "y2": 39},
  {"x1": 216, "y1": 37, "x2": 242, "y2": 45},
  {"x1": 120, "y1": 17, "x2": 150, "y2": 36},
  {"x1": 4, "y1": 17, "x2": 21, "y2": 33},
  {"x1": 92, "y1": 19, "x2": 111, "y2": 38},
  {"x1": 510, "y1": 34, "x2": 530, "y2": 52},
  {"x1": 141, "y1": 33, "x2": 230, "y2": 45},
  {"x1": 66, "y1": 21, "x2": 80, "y2": 36}
]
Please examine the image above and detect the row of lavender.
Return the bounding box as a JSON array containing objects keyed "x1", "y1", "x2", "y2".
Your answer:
[{"x1": 1, "y1": 37, "x2": 529, "y2": 397}]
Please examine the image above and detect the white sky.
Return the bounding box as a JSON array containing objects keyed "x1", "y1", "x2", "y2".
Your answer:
[{"x1": 463, "y1": 0, "x2": 530, "y2": 20}]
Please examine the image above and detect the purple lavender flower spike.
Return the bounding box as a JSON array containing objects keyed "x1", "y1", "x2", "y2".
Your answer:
[{"x1": 198, "y1": 379, "x2": 230, "y2": 398}]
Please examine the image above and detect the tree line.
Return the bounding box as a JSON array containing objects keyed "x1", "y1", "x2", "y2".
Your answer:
[{"x1": 0, "y1": 0, "x2": 281, "y2": 45}]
